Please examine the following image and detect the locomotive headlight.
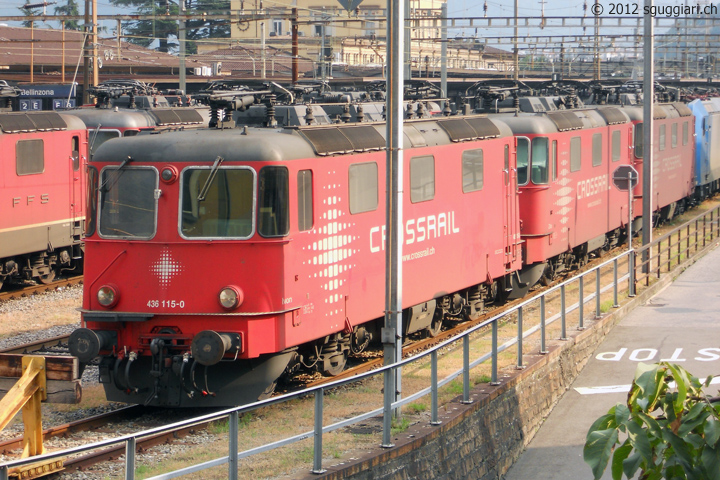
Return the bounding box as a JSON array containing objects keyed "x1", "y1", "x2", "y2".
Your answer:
[
  {"x1": 97, "y1": 284, "x2": 119, "y2": 308},
  {"x1": 160, "y1": 166, "x2": 178, "y2": 184},
  {"x1": 219, "y1": 286, "x2": 243, "y2": 310}
]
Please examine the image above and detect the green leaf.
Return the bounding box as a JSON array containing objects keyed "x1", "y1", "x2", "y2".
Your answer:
[
  {"x1": 663, "y1": 429, "x2": 694, "y2": 471},
  {"x1": 627, "y1": 419, "x2": 653, "y2": 464},
  {"x1": 638, "y1": 411, "x2": 664, "y2": 439},
  {"x1": 587, "y1": 413, "x2": 618, "y2": 439},
  {"x1": 701, "y1": 445, "x2": 720, "y2": 480},
  {"x1": 584, "y1": 428, "x2": 619, "y2": 479},
  {"x1": 622, "y1": 449, "x2": 643, "y2": 479},
  {"x1": 667, "y1": 363, "x2": 690, "y2": 413},
  {"x1": 612, "y1": 442, "x2": 633, "y2": 480},
  {"x1": 633, "y1": 363, "x2": 666, "y2": 412},
  {"x1": 706, "y1": 417, "x2": 720, "y2": 447},
  {"x1": 679, "y1": 407, "x2": 711, "y2": 437},
  {"x1": 614, "y1": 403, "x2": 630, "y2": 428}
]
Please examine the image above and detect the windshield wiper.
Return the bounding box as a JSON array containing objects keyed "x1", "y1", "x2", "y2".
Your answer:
[
  {"x1": 100, "y1": 155, "x2": 133, "y2": 193},
  {"x1": 198, "y1": 156, "x2": 225, "y2": 202}
]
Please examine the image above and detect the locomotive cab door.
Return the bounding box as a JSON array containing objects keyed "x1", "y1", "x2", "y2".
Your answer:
[
  {"x1": 69, "y1": 134, "x2": 84, "y2": 254},
  {"x1": 503, "y1": 142, "x2": 519, "y2": 267}
]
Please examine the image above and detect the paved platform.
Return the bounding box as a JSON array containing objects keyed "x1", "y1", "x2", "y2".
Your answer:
[{"x1": 503, "y1": 244, "x2": 720, "y2": 480}]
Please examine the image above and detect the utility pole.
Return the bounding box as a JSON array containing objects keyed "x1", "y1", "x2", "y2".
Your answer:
[
  {"x1": 92, "y1": 0, "x2": 97, "y2": 87},
  {"x1": 382, "y1": 0, "x2": 404, "y2": 449},
  {"x1": 179, "y1": 0, "x2": 186, "y2": 93},
  {"x1": 642, "y1": 0, "x2": 654, "y2": 271},
  {"x1": 82, "y1": 0, "x2": 89, "y2": 104},
  {"x1": 441, "y1": 2, "x2": 447, "y2": 108},
  {"x1": 594, "y1": 0, "x2": 600, "y2": 80},
  {"x1": 292, "y1": 8, "x2": 298, "y2": 84},
  {"x1": 514, "y1": 0, "x2": 518, "y2": 81}
]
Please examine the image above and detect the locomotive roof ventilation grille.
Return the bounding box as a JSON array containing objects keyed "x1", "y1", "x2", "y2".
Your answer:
[
  {"x1": 652, "y1": 106, "x2": 668, "y2": 120},
  {"x1": 299, "y1": 125, "x2": 386, "y2": 156},
  {"x1": 670, "y1": 102, "x2": 692, "y2": 117},
  {"x1": 437, "y1": 117, "x2": 501, "y2": 142},
  {"x1": 149, "y1": 108, "x2": 204, "y2": 125},
  {"x1": 547, "y1": 112, "x2": 584, "y2": 131},
  {"x1": 0, "y1": 112, "x2": 67, "y2": 133},
  {"x1": 596, "y1": 107, "x2": 628, "y2": 125}
]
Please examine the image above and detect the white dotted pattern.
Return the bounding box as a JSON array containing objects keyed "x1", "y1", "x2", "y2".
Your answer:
[
  {"x1": 300, "y1": 178, "x2": 357, "y2": 318},
  {"x1": 150, "y1": 247, "x2": 184, "y2": 288}
]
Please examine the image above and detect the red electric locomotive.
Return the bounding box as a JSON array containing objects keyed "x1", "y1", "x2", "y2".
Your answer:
[
  {"x1": 621, "y1": 103, "x2": 695, "y2": 221},
  {"x1": 70, "y1": 115, "x2": 523, "y2": 407},
  {"x1": 0, "y1": 111, "x2": 88, "y2": 288}
]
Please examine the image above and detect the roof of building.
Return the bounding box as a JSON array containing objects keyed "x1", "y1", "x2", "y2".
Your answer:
[
  {"x1": 188, "y1": 44, "x2": 315, "y2": 75},
  {"x1": 0, "y1": 24, "x2": 207, "y2": 70}
]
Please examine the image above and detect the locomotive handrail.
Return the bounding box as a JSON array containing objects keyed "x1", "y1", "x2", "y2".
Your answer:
[{"x1": 2, "y1": 204, "x2": 719, "y2": 480}]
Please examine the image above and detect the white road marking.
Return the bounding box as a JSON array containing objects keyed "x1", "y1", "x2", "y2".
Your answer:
[{"x1": 575, "y1": 376, "x2": 720, "y2": 395}]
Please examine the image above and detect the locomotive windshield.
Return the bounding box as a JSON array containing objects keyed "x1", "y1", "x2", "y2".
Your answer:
[
  {"x1": 180, "y1": 167, "x2": 255, "y2": 238},
  {"x1": 98, "y1": 167, "x2": 158, "y2": 239}
]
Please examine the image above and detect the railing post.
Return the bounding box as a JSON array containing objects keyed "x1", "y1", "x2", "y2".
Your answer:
[
  {"x1": 517, "y1": 307, "x2": 524, "y2": 368},
  {"x1": 462, "y1": 335, "x2": 472, "y2": 404},
  {"x1": 491, "y1": 321, "x2": 499, "y2": 385},
  {"x1": 711, "y1": 210, "x2": 715, "y2": 241},
  {"x1": 125, "y1": 437, "x2": 136, "y2": 480},
  {"x1": 629, "y1": 250, "x2": 636, "y2": 297},
  {"x1": 229, "y1": 411, "x2": 238, "y2": 480},
  {"x1": 560, "y1": 284, "x2": 567, "y2": 340},
  {"x1": 312, "y1": 389, "x2": 326, "y2": 474},
  {"x1": 382, "y1": 369, "x2": 395, "y2": 448},
  {"x1": 431, "y1": 350, "x2": 441, "y2": 425},
  {"x1": 578, "y1": 276, "x2": 584, "y2": 330},
  {"x1": 540, "y1": 295, "x2": 547, "y2": 354},
  {"x1": 1, "y1": 465, "x2": 8, "y2": 480},
  {"x1": 703, "y1": 213, "x2": 707, "y2": 247},
  {"x1": 695, "y1": 219, "x2": 699, "y2": 252},
  {"x1": 613, "y1": 258, "x2": 619, "y2": 308},
  {"x1": 595, "y1": 268, "x2": 601, "y2": 319}
]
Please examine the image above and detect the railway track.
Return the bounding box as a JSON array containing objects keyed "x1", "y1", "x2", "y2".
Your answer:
[
  {"x1": 0, "y1": 277, "x2": 83, "y2": 304},
  {"x1": 0, "y1": 335, "x2": 71, "y2": 356}
]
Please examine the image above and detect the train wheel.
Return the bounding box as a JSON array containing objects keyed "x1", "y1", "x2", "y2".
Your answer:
[
  {"x1": 425, "y1": 311, "x2": 443, "y2": 338},
  {"x1": 321, "y1": 351, "x2": 347, "y2": 376},
  {"x1": 39, "y1": 271, "x2": 56, "y2": 284},
  {"x1": 258, "y1": 381, "x2": 277, "y2": 400}
]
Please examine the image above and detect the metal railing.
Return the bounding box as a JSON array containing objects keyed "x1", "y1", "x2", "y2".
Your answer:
[{"x1": 1, "y1": 204, "x2": 718, "y2": 480}]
